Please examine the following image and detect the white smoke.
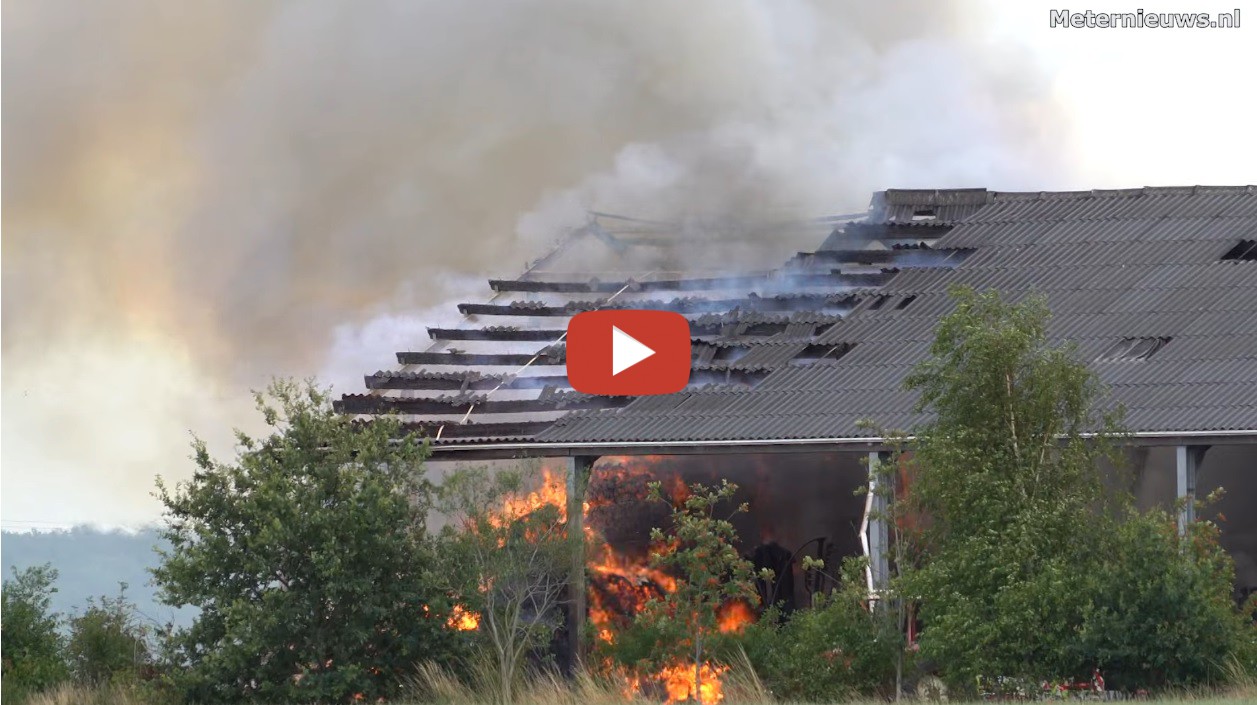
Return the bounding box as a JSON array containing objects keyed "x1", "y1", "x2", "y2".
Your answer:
[{"x1": 3, "y1": 0, "x2": 1075, "y2": 527}]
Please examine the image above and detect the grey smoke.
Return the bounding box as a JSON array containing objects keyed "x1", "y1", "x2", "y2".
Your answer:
[{"x1": 2, "y1": 0, "x2": 1072, "y2": 527}]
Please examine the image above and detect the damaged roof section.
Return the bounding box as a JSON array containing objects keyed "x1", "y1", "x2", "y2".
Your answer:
[{"x1": 338, "y1": 186, "x2": 1257, "y2": 454}]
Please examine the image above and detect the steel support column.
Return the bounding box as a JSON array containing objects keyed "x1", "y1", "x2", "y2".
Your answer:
[
  {"x1": 1175, "y1": 445, "x2": 1209, "y2": 535},
  {"x1": 865, "y1": 451, "x2": 892, "y2": 592},
  {"x1": 565, "y1": 455, "x2": 596, "y2": 665}
]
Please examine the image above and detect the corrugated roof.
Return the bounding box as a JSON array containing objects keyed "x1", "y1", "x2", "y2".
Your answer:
[{"x1": 343, "y1": 186, "x2": 1257, "y2": 451}]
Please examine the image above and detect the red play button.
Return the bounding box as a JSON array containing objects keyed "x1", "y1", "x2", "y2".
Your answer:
[{"x1": 566, "y1": 310, "x2": 691, "y2": 395}]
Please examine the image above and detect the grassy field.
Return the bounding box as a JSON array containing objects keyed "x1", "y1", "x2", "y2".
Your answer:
[
  {"x1": 19, "y1": 657, "x2": 1257, "y2": 705},
  {"x1": 21, "y1": 681, "x2": 1257, "y2": 705}
]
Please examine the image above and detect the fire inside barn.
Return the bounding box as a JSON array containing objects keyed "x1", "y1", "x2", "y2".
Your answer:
[{"x1": 337, "y1": 186, "x2": 1257, "y2": 694}]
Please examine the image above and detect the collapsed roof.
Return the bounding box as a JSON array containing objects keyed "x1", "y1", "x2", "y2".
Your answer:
[{"x1": 337, "y1": 186, "x2": 1257, "y2": 458}]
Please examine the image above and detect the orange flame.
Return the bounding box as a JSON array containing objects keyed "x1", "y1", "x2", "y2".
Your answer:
[
  {"x1": 477, "y1": 457, "x2": 750, "y2": 704},
  {"x1": 717, "y1": 599, "x2": 755, "y2": 634},
  {"x1": 447, "y1": 604, "x2": 480, "y2": 631},
  {"x1": 659, "y1": 661, "x2": 729, "y2": 705},
  {"x1": 587, "y1": 545, "x2": 678, "y2": 644},
  {"x1": 583, "y1": 460, "x2": 682, "y2": 645},
  {"x1": 493, "y1": 468, "x2": 568, "y2": 525}
]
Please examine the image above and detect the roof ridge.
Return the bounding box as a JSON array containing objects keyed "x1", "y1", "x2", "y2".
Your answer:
[{"x1": 988, "y1": 185, "x2": 1256, "y2": 202}]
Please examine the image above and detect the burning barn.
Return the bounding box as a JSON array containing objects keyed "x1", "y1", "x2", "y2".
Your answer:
[{"x1": 337, "y1": 186, "x2": 1257, "y2": 682}]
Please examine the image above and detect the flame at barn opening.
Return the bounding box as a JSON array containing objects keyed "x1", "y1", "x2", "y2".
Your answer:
[
  {"x1": 583, "y1": 453, "x2": 867, "y2": 621},
  {"x1": 451, "y1": 447, "x2": 1257, "y2": 704},
  {"x1": 466, "y1": 452, "x2": 869, "y2": 703}
]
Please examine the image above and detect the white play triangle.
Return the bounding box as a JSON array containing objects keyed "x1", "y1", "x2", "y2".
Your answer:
[{"x1": 611, "y1": 326, "x2": 655, "y2": 376}]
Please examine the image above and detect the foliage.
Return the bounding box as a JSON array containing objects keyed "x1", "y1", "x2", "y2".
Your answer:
[
  {"x1": 616, "y1": 480, "x2": 770, "y2": 697},
  {"x1": 896, "y1": 286, "x2": 1255, "y2": 692},
  {"x1": 1076, "y1": 510, "x2": 1257, "y2": 690},
  {"x1": 436, "y1": 466, "x2": 572, "y2": 705},
  {"x1": 2, "y1": 564, "x2": 70, "y2": 702},
  {"x1": 740, "y1": 557, "x2": 901, "y2": 701},
  {"x1": 66, "y1": 585, "x2": 153, "y2": 686},
  {"x1": 893, "y1": 287, "x2": 1123, "y2": 689},
  {"x1": 901, "y1": 287, "x2": 1123, "y2": 549},
  {"x1": 151, "y1": 379, "x2": 467, "y2": 703}
]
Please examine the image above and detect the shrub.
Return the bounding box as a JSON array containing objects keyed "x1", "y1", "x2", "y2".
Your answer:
[
  {"x1": 2, "y1": 564, "x2": 70, "y2": 702},
  {"x1": 1077, "y1": 511, "x2": 1257, "y2": 690},
  {"x1": 66, "y1": 586, "x2": 152, "y2": 686},
  {"x1": 895, "y1": 288, "x2": 1122, "y2": 691},
  {"x1": 435, "y1": 466, "x2": 572, "y2": 705},
  {"x1": 741, "y1": 558, "x2": 901, "y2": 701}
]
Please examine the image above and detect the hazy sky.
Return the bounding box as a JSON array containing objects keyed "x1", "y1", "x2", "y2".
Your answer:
[{"x1": 3, "y1": 0, "x2": 1254, "y2": 530}]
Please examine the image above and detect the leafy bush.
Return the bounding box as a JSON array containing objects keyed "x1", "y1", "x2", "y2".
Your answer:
[
  {"x1": 1077, "y1": 511, "x2": 1257, "y2": 690},
  {"x1": 741, "y1": 558, "x2": 901, "y2": 701},
  {"x1": 152, "y1": 380, "x2": 470, "y2": 703},
  {"x1": 66, "y1": 586, "x2": 152, "y2": 686},
  {"x1": 2, "y1": 564, "x2": 70, "y2": 702},
  {"x1": 908, "y1": 511, "x2": 1102, "y2": 687}
]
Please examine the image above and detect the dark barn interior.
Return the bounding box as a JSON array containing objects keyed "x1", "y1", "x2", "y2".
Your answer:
[
  {"x1": 336, "y1": 186, "x2": 1257, "y2": 657},
  {"x1": 583, "y1": 453, "x2": 869, "y2": 611}
]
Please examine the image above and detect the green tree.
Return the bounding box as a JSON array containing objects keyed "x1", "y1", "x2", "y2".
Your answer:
[
  {"x1": 152, "y1": 379, "x2": 467, "y2": 703},
  {"x1": 900, "y1": 287, "x2": 1126, "y2": 688},
  {"x1": 66, "y1": 585, "x2": 152, "y2": 686},
  {"x1": 896, "y1": 287, "x2": 1254, "y2": 692},
  {"x1": 1, "y1": 564, "x2": 69, "y2": 701},
  {"x1": 895, "y1": 287, "x2": 1122, "y2": 689},
  {"x1": 628, "y1": 480, "x2": 769, "y2": 702},
  {"x1": 435, "y1": 466, "x2": 572, "y2": 705}
]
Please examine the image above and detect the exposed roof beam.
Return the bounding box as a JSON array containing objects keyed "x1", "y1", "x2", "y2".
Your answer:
[
  {"x1": 485, "y1": 271, "x2": 888, "y2": 294},
  {"x1": 487, "y1": 275, "x2": 767, "y2": 294},
  {"x1": 396, "y1": 350, "x2": 563, "y2": 366},
  {"x1": 338, "y1": 394, "x2": 625, "y2": 415},
  {"x1": 399, "y1": 420, "x2": 556, "y2": 440},
  {"x1": 457, "y1": 294, "x2": 860, "y2": 317},
  {"x1": 365, "y1": 372, "x2": 568, "y2": 391},
  {"x1": 428, "y1": 327, "x2": 565, "y2": 341},
  {"x1": 798, "y1": 249, "x2": 908, "y2": 264}
]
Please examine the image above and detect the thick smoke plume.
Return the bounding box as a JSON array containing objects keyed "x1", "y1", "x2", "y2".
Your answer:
[{"x1": 2, "y1": 0, "x2": 1071, "y2": 527}]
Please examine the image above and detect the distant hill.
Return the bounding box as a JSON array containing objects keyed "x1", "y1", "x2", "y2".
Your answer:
[{"x1": 1, "y1": 527, "x2": 196, "y2": 629}]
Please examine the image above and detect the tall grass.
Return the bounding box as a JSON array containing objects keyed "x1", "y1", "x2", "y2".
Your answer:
[
  {"x1": 722, "y1": 647, "x2": 775, "y2": 704},
  {"x1": 25, "y1": 683, "x2": 152, "y2": 705},
  {"x1": 411, "y1": 659, "x2": 641, "y2": 705},
  {"x1": 1217, "y1": 654, "x2": 1256, "y2": 702},
  {"x1": 408, "y1": 650, "x2": 777, "y2": 705}
]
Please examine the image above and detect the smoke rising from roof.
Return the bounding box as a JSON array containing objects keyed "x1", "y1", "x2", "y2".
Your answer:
[{"x1": 2, "y1": 0, "x2": 1072, "y2": 527}]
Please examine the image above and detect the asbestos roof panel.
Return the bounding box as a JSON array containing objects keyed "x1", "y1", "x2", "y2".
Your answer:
[{"x1": 344, "y1": 185, "x2": 1257, "y2": 448}]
